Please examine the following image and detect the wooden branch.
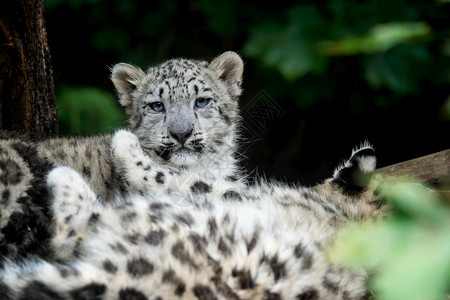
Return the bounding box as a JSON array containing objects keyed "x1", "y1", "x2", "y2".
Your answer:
[
  {"x1": 376, "y1": 149, "x2": 450, "y2": 203},
  {"x1": 376, "y1": 149, "x2": 450, "y2": 185}
]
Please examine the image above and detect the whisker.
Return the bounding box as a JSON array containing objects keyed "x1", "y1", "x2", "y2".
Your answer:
[{"x1": 233, "y1": 150, "x2": 248, "y2": 160}]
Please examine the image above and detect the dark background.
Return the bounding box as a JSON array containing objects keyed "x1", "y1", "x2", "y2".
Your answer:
[{"x1": 44, "y1": 0, "x2": 449, "y2": 185}]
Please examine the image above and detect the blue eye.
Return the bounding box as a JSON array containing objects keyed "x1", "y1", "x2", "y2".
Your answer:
[
  {"x1": 195, "y1": 98, "x2": 211, "y2": 108},
  {"x1": 150, "y1": 102, "x2": 164, "y2": 112}
]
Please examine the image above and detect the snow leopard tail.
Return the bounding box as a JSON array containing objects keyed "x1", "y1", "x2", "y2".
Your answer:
[
  {"x1": 309, "y1": 142, "x2": 382, "y2": 220},
  {"x1": 330, "y1": 142, "x2": 377, "y2": 194}
]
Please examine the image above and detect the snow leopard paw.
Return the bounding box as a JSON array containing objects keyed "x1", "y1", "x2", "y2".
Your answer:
[
  {"x1": 47, "y1": 166, "x2": 97, "y2": 209},
  {"x1": 111, "y1": 130, "x2": 182, "y2": 194},
  {"x1": 47, "y1": 167, "x2": 99, "y2": 259},
  {"x1": 111, "y1": 130, "x2": 157, "y2": 192}
]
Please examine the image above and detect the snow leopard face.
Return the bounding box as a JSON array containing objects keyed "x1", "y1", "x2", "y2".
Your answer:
[{"x1": 111, "y1": 52, "x2": 243, "y2": 171}]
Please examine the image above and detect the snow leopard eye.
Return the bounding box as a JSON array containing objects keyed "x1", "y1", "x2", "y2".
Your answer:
[
  {"x1": 149, "y1": 101, "x2": 165, "y2": 112},
  {"x1": 195, "y1": 98, "x2": 211, "y2": 108}
]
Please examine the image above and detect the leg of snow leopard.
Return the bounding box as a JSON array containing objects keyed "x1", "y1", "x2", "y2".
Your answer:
[
  {"x1": 111, "y1": 130, "x2": 215, "y2": 197},
  {"x1": 47, "y1": 166, "x2": 103, "y2": 260},
  {"x1": 0, "y1": 166, "x2": 109, "y2": 298},
  {"x1": 0, "y1": 258, "x2": 111, "y2": 300}
]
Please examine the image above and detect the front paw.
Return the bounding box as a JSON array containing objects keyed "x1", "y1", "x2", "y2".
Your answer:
[
  {"x1": 111, "y1": 130, "x2": 143, "y2": 160},
  {"x1": 111, "y1": 130, "x2": 156, "y2": 191},
  {"x1": 47, "y1": 167, "x2": 97, "y2": 205}
]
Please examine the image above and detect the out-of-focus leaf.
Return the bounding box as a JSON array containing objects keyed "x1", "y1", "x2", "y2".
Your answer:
[
  {"x1": 329, "y1": 221, "x2": 395, "y2": 267},
  {"x1": 44, "y1": 0, "x2": 64, "y2": 9},
  {"x1": 197, "y1": 0, "x2": 238, "y2": 37},
  {"x1": 137, "y1": 13, "x2": 164, "y2": 37},
  {"x1": 292, "y1": 74, "x2": 333, "y2": 108},
  {"x1": 378, "y1": 180, "x2": 447, "y2": 225},
  {"x1": 113, "y1": 0, "x2": 137, "y2": 18},
  {"x1": 45, "y1": 0, "x2": 99, "y2": 9},
  {"x1": 92, "y1": 27, "x2": 130, "y2": 53},
  {"x1": 439, "y1": 96, "x2": 450, "y2": 120},
  {"x1": 329, "y1": 178, "x2": 450, "y2": 300},
  {"x1": 57, "y1": 87, "x2": 126, "y2": 136},
  {"x1": 319, "y1": 22, "x2": 431, "y2": 55},
  {"x1": 363, "y1": 44, "x2": 431, "y2": 94},
  {"x1": 373, "y1": 234, "x2": 450, "y2": 300},
  {"x1": 244, "y1": 5, "x2": 327, "y2": 81}
]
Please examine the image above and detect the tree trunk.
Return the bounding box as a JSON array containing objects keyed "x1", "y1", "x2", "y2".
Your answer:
[{"x1": 0, "y1": 0, "x2": 58, "y2": 139}]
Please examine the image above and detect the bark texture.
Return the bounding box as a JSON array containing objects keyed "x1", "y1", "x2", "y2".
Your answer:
[{"x1": 0, "y1": 0, "x2": 58, "y2": 139}]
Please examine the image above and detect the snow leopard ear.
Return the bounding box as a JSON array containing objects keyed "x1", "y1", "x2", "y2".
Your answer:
[
  {"x1": 330, "y1": 143, "x2": 377, "y2": 194},
  {"x1": 208, "y1": 51, "x2": 244, "y2": 99},
  {"x1": 111, "y1": 63, "x2": 146, "y2": 107}
]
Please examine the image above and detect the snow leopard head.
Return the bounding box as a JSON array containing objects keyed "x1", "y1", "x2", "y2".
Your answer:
[{"x1": 111, "y1": 52, "x2": 243, "y2": 173}]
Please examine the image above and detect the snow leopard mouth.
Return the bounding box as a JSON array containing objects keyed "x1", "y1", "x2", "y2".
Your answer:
[
  {"x1": 154, "y1": 143, "x2": 204, "y2": 161},
  {"x1": 173, "y1": 144, "x2": 204, "y2": 155}
]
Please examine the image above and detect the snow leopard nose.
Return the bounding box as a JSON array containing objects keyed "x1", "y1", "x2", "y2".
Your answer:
[{"x1": 169, "y1": 128, "x2": 193, "y2": 145}]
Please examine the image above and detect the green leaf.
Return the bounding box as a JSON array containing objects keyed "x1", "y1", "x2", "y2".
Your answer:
[
  {"x1": 373, "y1": 235, "x2": 450, "y2": 300},
  {"x1": 363, "y1": 44, "x2": 431, "y2": 94},
  {"x1": 377, "y1": 180, "x2": 447, "y2": 225},
  {"x1": 439, "y1": 96, "x2": 450, "y2": 121},
  {"x1": 197, "y1": 0, "x2": 238, "y2": 36},
  {"x1": 329, "y1": 178, "x2": 450, "y2": 300},
  {"x1": 320, "y1": 22, "x2": 431, "y2": 55},
  {"x1": 244, "y1": 5, "x2": 327, "y2": 81},
  {"x1": 56, "y1": 86, "x2": 126, "y2": 136},
  {"x1": 92, "y1": 27, "x2": 130, "y2": 53},
  {"x1": 292, "y1": 74, "x2": 333, "y2": 108},
  {"x1": 328, "y1": 221, "x2": 394, "y2": 267}
]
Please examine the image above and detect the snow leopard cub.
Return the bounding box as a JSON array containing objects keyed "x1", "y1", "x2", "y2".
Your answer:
[
  {"x1": 0, "y1": 52, "x2": 244, "y2": 261},
  {"x1": 0, "y1": 130, "x2": 381, "y2": 300},
  {"x1": 36, "y1": 51, "x2": 245, "y2": 201}
]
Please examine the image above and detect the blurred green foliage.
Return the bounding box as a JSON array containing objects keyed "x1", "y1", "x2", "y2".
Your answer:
[
  {"x1": 441, "y1": 96, "x2": 450, "y2": 120},
  {"x1": 319, "y1": 22, "x2": 431, "y2": 56},
  {"x1": 244, "y1": 3, "x2": 443, "y2": 93},
  {"x1": 44, "y1": 0, "x2": 449, "y2": 118},
  {"x1": 329, "y1": 179, "x2": 450, "y2": 300},
  {"x1": 56, "y1": 87, "x2": 126, "y2": 136}
]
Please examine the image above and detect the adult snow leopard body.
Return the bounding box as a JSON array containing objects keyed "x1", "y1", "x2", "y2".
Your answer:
[{"x1": 0, "y1": 130, "x2": 381, "y2": 300}]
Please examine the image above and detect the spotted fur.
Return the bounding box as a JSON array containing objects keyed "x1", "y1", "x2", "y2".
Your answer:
[
  {"x1": 34, "y1": 52, "x2": 245, "y2": 202},
  {"x1": 0, "y1": 52, "x2": 383, "y2": 299},
  {"x1": 0, "y1": 130, "x2": 381, "y2": 299},
  {"x1": 0, "y1": 52, "x2": 246, "y2": 261},
  {"x1": 0, "y1": 132, "x2": 54, "y2": 261}
]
